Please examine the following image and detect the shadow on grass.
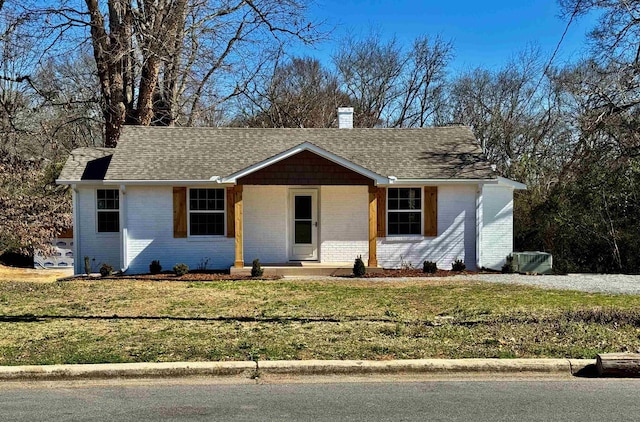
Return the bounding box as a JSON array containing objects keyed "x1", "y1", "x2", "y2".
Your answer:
[
  {"x1": 0, "y1": 314, "x2": 397, "y2": 324},
  {"x1": 0, "y1": 314, "x2": 497, "y2": 326}
]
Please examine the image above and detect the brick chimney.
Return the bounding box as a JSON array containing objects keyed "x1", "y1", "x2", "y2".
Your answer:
[{"x1": 337, "y1": 107, "x2": 354, "y2": 129}]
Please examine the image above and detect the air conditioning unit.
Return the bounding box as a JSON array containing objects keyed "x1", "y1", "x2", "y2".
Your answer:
[{"x1": 512, "y1": 252, "x2": 552, "y2": 274}]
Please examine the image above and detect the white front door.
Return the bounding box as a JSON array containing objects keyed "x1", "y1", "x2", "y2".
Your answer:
[{"x1": 290, "y1": 190, "x2": 318, "y2": 260}]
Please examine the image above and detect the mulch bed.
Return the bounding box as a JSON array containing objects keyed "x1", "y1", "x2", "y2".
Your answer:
[
  {"x1": 62, "y1": 269, "x2": 485, "y2": 282},
  {"x1": 114, "y1": 271, "x2": 282, "y2": 281},
  {"x1": 357, "y1": 269, "x2": 480, "y2": 278}
]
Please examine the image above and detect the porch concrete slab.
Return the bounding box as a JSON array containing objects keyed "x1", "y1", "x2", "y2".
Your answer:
[{"x1": 230, "y1": 263, "x2": 384, "y2": 277}]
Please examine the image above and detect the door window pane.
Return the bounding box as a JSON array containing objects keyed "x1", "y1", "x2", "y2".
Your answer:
[
  {"x1": 295, "y1": 221, "x2": 312, "y2": 244},
  {"x1": 295, "y1": 196, "x2": 312, "y2": 219}
]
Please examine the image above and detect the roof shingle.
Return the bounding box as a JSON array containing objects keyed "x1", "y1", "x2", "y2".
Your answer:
[{"x1": 60, "y1": 126, "x2": 496, "y2": 182}]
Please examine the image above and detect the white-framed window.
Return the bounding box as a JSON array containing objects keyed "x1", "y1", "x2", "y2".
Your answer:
[
  {"x1": 188, "y1": 188, "x2": 225, "y2": 236},
  {"x1": 96, "y1": 189, "x2": 119, "y2": 233},
  {"x1": 387, "y1": 187, "x2": 422, "y2": 235}
]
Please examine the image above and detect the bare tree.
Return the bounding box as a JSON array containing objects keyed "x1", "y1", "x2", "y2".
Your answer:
[
  {"x1": 333, "y1": 34, "x2": 403, "y2": 127},
  {"x1": 236, "y1": 56, "x2": 351, "y2": 127},
  {"x1": 390, "y1": 36, "x2": 452, "y2": 127},
  {"x1": 449, "y1": 48, "x2": 572, "y2": 183},
  {"x1": 11, "y1": 0, "x2": 321, "y2": 146},
  {"x1": 333, "y1": 33, "x2": 452, "y2": 127}
]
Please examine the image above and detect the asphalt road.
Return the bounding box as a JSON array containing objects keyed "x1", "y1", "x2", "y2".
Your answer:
[{"x1": 1, "y1": 376, "x2": 639, "y2": 421}]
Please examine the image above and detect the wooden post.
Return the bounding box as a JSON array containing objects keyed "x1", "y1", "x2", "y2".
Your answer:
[
  {"x1": 596, "y1": 353, "x2": 640, "y2": 377},
  {"x1": 368, "y1": 186, "x2": 378, "y2": 267},
  {"x1": 234, "y1": 185, "x2": 244, "y2": 268}
]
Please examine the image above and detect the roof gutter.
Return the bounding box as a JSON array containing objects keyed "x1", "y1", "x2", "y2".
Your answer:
[
  {"x1": 380, "y1": 177, "x2": 526, "y2": 189},
  {"x1": 56, "y1": 179, "x2": 235, "y2": 186}
]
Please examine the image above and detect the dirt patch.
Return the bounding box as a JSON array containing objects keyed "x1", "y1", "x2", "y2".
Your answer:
[{"x1": 0, "y1": 264, "x2": 73, "y2": 283}]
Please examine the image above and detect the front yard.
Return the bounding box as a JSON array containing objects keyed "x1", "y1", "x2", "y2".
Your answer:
[{"x1": 1, "y1": 276, "x2": 639, "y2": 365}]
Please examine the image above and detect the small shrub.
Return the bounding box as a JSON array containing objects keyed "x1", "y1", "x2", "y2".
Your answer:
[
  {"x1": 451, "y1": 258, "x2": 466, "y2": 272},
  {"x1": 173, "y1": 263, "x2": 189, "y2": 276},
  {"x1": 84, "y1": 256, "x2": 91, "y2": 276},
  {"x1": 423, "y1": 260, "x2": 437, "y2": 274},
  {"x1": 251, "y1": 259, "x2": 264, "y2": 277},
  {"x1": 99, "y1": 263, "x2": 113, "y2": 277},
  {"x1": 149, "y1": 260, "x2": 162, "y2": 274},
  {"x1": 196, "y1": 257, "x2": 210, "y2": 271},
  {"x1": 501, "y1": 254, "x2": 515, "y2": 274},
  {"x1": 399, "y1": 255, "x2": 414, "y2": 270},
  {"x1": 353, "y1": 255, "x2": 366, "y2": 277}
]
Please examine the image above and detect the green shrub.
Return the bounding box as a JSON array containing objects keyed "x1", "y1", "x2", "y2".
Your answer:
[
  {"x1": 173, "y1": 263, "x2": 189, "y2": 276},
  {"x1": 451, "y1": 259, "x2": 466, "y2": 272},
  {"x1": 423, "y1": 260, "x2": 437, "y2": 274},
  {"x1": 99, "y1": 263, "x2": 113, "y2": 277},
  {"x1": 149, "y1": 260, "x2": 162, "y2": 274},
  {"x1": 251, "y1": 259, "x2": 264, "y2": 277},
  {"x1": 353, "y1": 255, "x2": 366, "y2": 277},
  {"x1": 501, "y1": 254, "x2": 515, "y2": 273}
]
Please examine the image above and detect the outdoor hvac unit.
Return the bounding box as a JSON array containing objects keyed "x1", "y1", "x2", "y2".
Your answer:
[{"x1": 512, "y1": 252, "x2": 553, "y2": 274}]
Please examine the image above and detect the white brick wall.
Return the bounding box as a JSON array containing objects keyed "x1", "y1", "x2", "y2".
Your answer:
[
  {"x1": 480, "y1": 185, "x2": 513, "y2": 270},
  {"x1": 243, "y1": 185, "x2": 289, "y2": 263},
  {"x1": 377, "y1": 185, "x2": 477, "y2": 270},
  {"x1": 76, "y1": 187, "x2": 121, "y2": 273},
  {"x1": 320, "y1": 185, "x2": 369, "y2": 263},
  {"x1": 74, "y1": 182, "x2": 505, "y2": 274},
  {"x1": 125, "y1": 186, "x2": 234, "y2": 273}
]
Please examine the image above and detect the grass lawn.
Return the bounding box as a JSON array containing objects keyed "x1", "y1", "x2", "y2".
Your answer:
[{"x1": 0, "y1": 277, "x2": 639, "y2": 365}]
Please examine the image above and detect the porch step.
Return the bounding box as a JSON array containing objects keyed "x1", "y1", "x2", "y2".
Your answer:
[{"x1": 230, "y1": 262, "x2": 384, "y2": 277}]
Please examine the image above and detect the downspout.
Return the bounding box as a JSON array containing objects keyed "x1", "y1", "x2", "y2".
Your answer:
[
  {"x1": 476, "y1": 185, "x2": 483, "y2": 271},
  {"x1": 119, "y1": 184, "x2": 128, "y2": 273},
  {"x1": 72, "y1": 184, "x2": 80, "y2": 275}
]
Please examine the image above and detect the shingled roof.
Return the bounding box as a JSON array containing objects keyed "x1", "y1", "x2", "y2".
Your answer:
[{"x1": 59, "y1": 125, "x2": 496, "y2": 182}]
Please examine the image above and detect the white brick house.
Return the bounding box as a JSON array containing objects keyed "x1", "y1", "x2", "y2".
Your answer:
[{"x1": 57, "y1": 113, "x2": 525, "y2": 275}]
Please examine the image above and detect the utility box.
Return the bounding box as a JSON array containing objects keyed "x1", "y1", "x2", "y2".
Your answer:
[{"x1": 512, "y1": 252, "x2": 552, "y2": 274}]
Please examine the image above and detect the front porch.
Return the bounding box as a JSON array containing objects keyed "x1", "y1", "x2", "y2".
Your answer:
[{"x1": 230, "y1": 262, "x2": 384, "y2": 277}]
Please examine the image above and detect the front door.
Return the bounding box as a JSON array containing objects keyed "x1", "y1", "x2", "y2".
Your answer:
[{"x1": 290, "y1": 190, "x2": 318, "y2": 260}]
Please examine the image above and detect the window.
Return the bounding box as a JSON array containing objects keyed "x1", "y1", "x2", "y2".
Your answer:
[
  {"x1": 387, "y1": 188, "x2": 422, "y2": 235},
  {"x1": 97, "y1": 189, "x2": 119, "y2": 232},
  {"x1": 189, "y1": 188, "x2": 225, "y2": 236}
]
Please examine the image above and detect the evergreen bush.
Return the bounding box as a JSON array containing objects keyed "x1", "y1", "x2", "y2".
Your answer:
[
  {"x1": 251, "y1": 259, "x2": 264, "y2": 277},
  {"x1": 353, "y1": 255, "x2": 366, "y2": 277},
  {"x1": 451, "y1": 259, "x2": 466, "y2": 272},
  {"x1": 423, "y1": 260, "x2": 437, "y2": 274},
  {"x1": 149, "y1": 260, "x2": 162, "y2": 274}
]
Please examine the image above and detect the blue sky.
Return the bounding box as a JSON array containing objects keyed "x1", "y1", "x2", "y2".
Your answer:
[{"x1": 302, "y1": 0, "x2": 599, "y2": 73}]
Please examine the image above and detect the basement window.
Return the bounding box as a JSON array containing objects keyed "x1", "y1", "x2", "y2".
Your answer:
[
  {"x1": 189, "y1": 188, "x2": 225, "y2": 236},
  {"x1": 96, "y1": 189, "x2": 119, "y2": 232},
  {"x1": 387, "y1": 188, "x2": 422, "y2": 235}
]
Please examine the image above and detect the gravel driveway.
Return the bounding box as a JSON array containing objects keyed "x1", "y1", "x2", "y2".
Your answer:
[{"x1": 460, "y1": 273, "x2": 640, "y2": 295}]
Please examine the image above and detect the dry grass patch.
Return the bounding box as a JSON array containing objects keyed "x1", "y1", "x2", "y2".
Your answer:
[
  {"x1": 0, "y1": 264, "x2": 71, "y2": 283},
  {"x1": 0, "y1": 278, "x2": 639, "y2": 364}
]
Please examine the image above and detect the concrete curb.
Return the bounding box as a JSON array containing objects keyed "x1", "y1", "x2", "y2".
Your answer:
[
  {"x1": 257, "y1": 359, "x2": 594, "y2": 376},
  {"x1": 0, "y1": 359, "x2": 595, "y2": 381},
  {"x1": 0, "y1": 361, "x2": 256, "y2": 381}
]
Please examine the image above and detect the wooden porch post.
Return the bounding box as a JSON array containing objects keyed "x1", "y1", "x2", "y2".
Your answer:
[
  {"x1": 368, "y1": 185, "x2": 378, "y2": 267},
  {"x1": 234, "y1": 185, "x2": 244, "y2": 268}
]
